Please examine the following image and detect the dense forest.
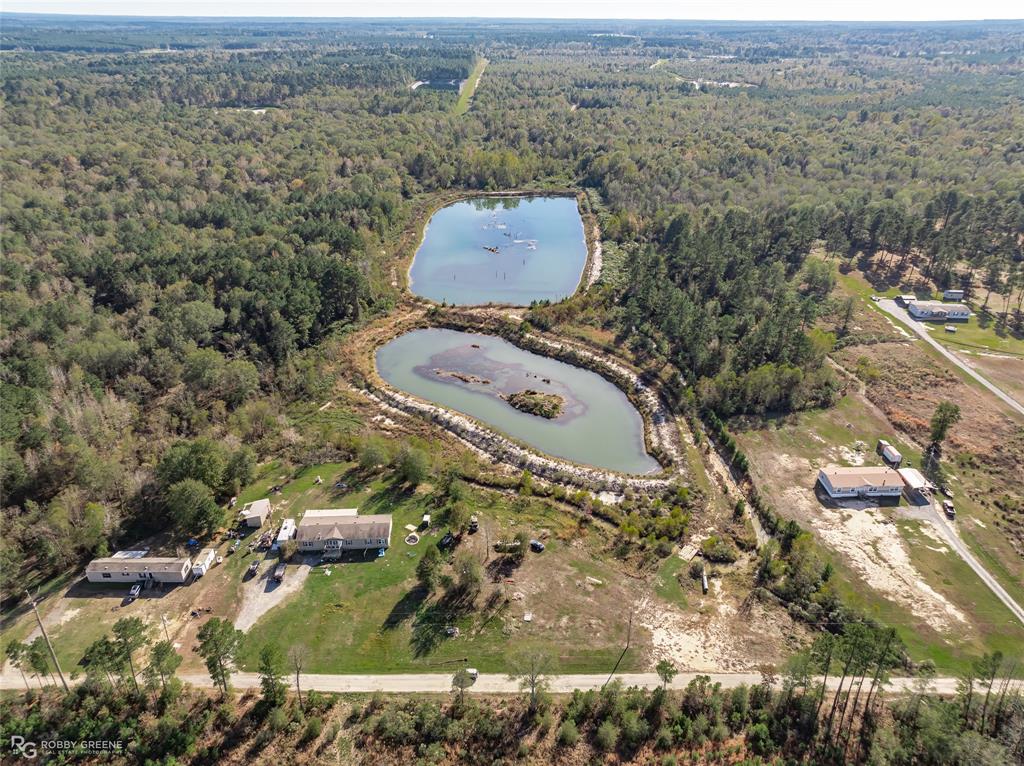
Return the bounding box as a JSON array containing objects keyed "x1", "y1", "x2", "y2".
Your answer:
[
  {"x1": 3, "y1": 13, "x2": 1023, "y2": 594},
  {"x1": 1, "y1": 24, "x2": 1023, "y2": 765}
]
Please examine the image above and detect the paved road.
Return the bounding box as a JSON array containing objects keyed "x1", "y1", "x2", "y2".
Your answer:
[
  {"x1": 875, "y1": 299, "x2": 1024, "y2": 418},
  {"x1": 0, "y1": 670, "x2": 974, "y2": 696}
]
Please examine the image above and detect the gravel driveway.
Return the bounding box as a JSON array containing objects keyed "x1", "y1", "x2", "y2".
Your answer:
[{"x1": 233, "y1": 555, "x2": 313, "y2": 632}]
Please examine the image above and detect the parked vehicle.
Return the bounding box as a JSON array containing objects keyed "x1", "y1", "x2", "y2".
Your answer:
[
  {"x1": 465, "y1": 668, "x2": 479, "y2": 681},
  {"x1": 128, "y1": 583, "x2": 142, "y2": 601},
  {"x1": 942, "y1": 500, "x2": 956, "y2": 519},
  {"x1": 530, "y1": 540, "x2": 545, "y2": 553},
  {"x1": 273, "y1": 563, "x2": 286, "y2": 582},
  {"x1": 468, "y1": 515, "x2": 479, "y2": 533},
  {"x1": 438, "y1": 531, "x2": 456, "y2": 550},
  {"x1": 246, "y1": 561, "x2": 260, "y2": 578}
]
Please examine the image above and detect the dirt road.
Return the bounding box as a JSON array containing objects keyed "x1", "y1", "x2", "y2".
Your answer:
[
  {"x1": 0, "y1": 670, "x2": 979, "y2": 697},
  {"x1": 875, "y1": 299, "x2": 1024, "y2": 418}
]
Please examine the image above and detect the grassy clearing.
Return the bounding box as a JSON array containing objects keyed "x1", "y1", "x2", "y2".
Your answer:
[
  {"x1": 236, "y1": 469, "x2": 645, "y2": 674},
  {"x1": 893, "y1": 521, "x2": 1024, "y2": 671},
  {"x1": 654, "y1": 555, "x2": 689, "y2": 608},
  {"x1": 453, "y1": 58, "x2": 487, "y2": 116},
  {"x1": 734, "y1": 393, "x2": 1021, "y2": 675}
]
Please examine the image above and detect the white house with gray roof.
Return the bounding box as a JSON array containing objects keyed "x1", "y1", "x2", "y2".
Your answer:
[{"x1": 296, "y1": 509, "x2": 392, "y2": 558}]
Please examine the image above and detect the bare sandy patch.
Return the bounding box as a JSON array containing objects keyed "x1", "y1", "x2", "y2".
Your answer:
[
  {"x1": 636, "y1": 572, "x2": 801, "y2": 672},
  {"x1": 816, "y1": 507, "x2": 967, "y2": 631}
]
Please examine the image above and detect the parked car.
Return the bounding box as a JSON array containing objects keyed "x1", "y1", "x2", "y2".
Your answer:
[
  {"x1": 468, "y1": 515, "x2": 479, "y2": 533},
  {"x1": 529, "y1": 540, "x2": 545, "y2": 553},
  {"x1": 942, "y1": 500, "x2": 956, "y2": 519},
  {"x1": 128, "y1": 583, "x2": 142, "y2": 601},
  {"x1": 438, "y1": 531, "x2": 456, "y2": 550},
  {"x1": 246, "y1": 561, "x2": 260, "y2": 578},
  {"x1": 273, "y1": 563, "x2": 286, "y2": 582}
]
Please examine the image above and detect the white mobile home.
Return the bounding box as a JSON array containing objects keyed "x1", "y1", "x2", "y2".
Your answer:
[
  {"x1": 907, "y1": 301, "x2": 970, "y2": 321},
  {"x1": 942, "y1": 289, "x2": 965, "y2": 301},
  {"x1": 86, "y1": 554, "x2": 192, "y2": 584},
  {"x1": 817, "y1": 466, "x2": 904, "y2": 500}
]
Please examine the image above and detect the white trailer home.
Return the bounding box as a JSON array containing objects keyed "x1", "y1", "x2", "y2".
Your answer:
[
  {"x1": 907, "y1": 301, "x2": 970, "y2": 321},
  {"x1": 817, "y1": 466, "x2": 904, "y2": 500},
  {"x1": 86, "y1": 553, "x2": 193, "y2": 584}
]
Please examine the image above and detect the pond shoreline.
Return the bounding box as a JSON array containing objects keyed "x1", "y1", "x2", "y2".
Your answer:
[
  {"x1": 401, "y1": 189, "x2": 599, "y2": 307},
  {"x1": 349, "y1": 304, "x2": 686, "y2": 495}
]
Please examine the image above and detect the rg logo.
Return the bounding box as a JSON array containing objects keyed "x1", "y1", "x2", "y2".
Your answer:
[{"x1": 10, "y1": 736, "x2": 37, "y2": 759}]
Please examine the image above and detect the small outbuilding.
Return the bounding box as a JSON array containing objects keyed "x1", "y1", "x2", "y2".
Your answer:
[
  {"x1": 273, "y1": 518, "x2": 297, "y2": 550},
  {"x1": 943, "y1": 289, "x2": 965, "y2": 301},
  {"x1": 897, "y1": 467, "x2": 932, "y2": 502},
  {"x1": 239, "y1": 498, "x2": 271, "y2": 528},
  {"x1": 191, "y1": 548, "x2": 217, "y2": 577}
]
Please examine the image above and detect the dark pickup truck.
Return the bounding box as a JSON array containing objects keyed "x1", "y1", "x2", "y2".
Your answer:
[{"x1": 273, "y1": 563, "x2": 286, "y2": 582}]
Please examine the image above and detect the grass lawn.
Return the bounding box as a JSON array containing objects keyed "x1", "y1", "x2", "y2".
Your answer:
[
  {"x1": 236, "y1": 471, "x2": 644, "y2": 675},
  {"x1": 453, "y1": 58, "x2": 487, "y2": 116},
  {"x1": 654, "y1": 555, "x2": 690, "y2": 608}
]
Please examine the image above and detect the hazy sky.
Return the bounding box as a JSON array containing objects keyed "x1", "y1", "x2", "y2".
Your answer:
[{"x1": 4, "y1": 0, "x2": 1022, "y2": 20}]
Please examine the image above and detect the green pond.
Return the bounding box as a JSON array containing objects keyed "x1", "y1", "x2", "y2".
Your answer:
[
  {"x1": 376, "y1": 329, "x2": 659, "y2": 475},
  {"x1": 408, "y1": 195, "x2": 588, "y2": 306}
]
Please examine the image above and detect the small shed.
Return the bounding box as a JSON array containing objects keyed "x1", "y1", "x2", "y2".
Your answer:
[
  {"x1": 239, "y1": 498, "x2": 271, "y2": 528},
  {"x1": 943, "y1": 289, "x2": 965, "y2": 301},
  {"x1": 881, "y1": 444, "x2": 902, "y2": 467},
  {"x1": 191, "y1": 548, "x2": 217, "y2": 577}
]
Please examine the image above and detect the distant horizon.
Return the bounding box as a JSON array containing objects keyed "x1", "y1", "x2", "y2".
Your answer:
[{"x1": 2, "y1": 1, "x2": 1022, "y2": 23}]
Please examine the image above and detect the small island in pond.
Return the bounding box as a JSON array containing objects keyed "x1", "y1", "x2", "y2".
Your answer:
[
  {"x1": 504, "y1": 389, "x2": 564, "y2": 419},
  {"x1": 433, "y1": 369, "x2": 491, "y2": 385}
]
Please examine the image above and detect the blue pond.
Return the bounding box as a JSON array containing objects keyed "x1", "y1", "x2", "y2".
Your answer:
[{"x1": 408, "y1": 195, "x2": 589, "y2": 306}]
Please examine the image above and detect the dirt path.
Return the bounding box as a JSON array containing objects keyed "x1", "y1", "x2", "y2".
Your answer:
[
  {"x1": 0, "y1": 668, "x2": 982, "y2": 696},
  {"x1": 876, "y1": 299, "x2": 1024, "y2": 418}
]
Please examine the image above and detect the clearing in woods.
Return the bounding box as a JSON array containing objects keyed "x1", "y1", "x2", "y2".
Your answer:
[{"x1": 453, "y1": 58, "x2": 487, "y2": 115}]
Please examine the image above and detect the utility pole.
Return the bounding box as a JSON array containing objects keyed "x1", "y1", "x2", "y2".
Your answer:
[
  {"x1": 25, "y1": 590, "x2": 68, "y2": 692},
  {"x1": 603, "y1": 605, "x2": 634, "y2": 689}
]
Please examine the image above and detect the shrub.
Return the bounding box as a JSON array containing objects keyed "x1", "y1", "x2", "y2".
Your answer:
[
  {"x1": 620, "y1": 709, "x2": 650, "y2": 751},
  {"x1": 746, "y1": 722, "x2": 773, "y2": 756},
  {"x1": 701, "y1": 536, "x2": 739, "y2": 563},
  {"x1": 655, "y1": 726, "x2": 674, "y2": 750},
  {"x1": 302, "y1": 716, "x2": 323, "y2": 743},
  {"x1": 557, "y1": 719, "x2": 580, "y2": 746},
  {"x1": 595, "y1": 720, "x2": 620, "y2": 752},
  {"x1": 269, "y1": 706, "x2": 288, "y2": 732}
]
